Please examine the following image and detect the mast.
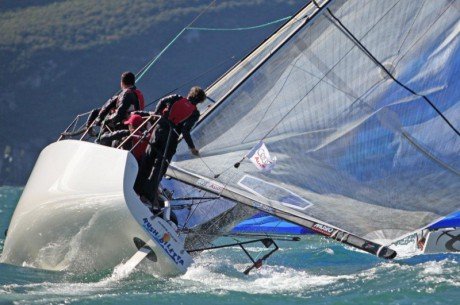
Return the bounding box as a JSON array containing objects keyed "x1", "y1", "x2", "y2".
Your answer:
[{"x1": 199, "y1": 0, "x2": 333, "y2": 124}]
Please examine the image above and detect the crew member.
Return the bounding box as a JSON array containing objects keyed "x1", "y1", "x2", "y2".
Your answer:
[
  {"x1": 134, "y1": 86, "x2": 206, "y2": 206},
  {"x1": 97, "y1": 114, "x2": 149, "y2": 163},
  {"x1": 87, "y1": 71, "x2": 145, "y2": 135}
]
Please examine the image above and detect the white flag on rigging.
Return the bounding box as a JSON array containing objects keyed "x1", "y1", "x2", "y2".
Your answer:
[{"x1": 246, "y1": 141, "x2": 277, "y2": 172}]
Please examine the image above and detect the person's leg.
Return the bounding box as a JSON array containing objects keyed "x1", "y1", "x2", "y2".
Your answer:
[
  {"x1": 138, "y1": 122, "x2": 169, "y2": 204},
  {"x1": 160, "y1": 133, "x2": 179, "y2": 178},
  {"x1": 144, "y1": 156, "x2": 164, "y2": 206},
  {"x1": 134, "y1": 144, "x2": 155, "y2": 195},
  {"x1": 145, "y1": 130, "x2": 179, "y2": 209},
  {"x1": 134, "y1": 124, "x2": 162, "y2": 195}
]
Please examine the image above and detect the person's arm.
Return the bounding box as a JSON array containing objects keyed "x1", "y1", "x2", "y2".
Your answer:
[
  {"x1": 154, "y1": 94, "x2": 181, "y2": 115},
  {"x1": 95, "y1": 96, "x2": 117, "y2": 125},
  {"x1": 132, "y1": 110, "x2": 152, "y2": 117},
  {"x1": 181, "y1": 110, "x2": 200, "y2": 155},
  {"x1": 98, "y1": 130, "x2": 130, "y2": 142},
  {"x1": 107, "y1": 91, "x2": 136, "y2": 123},
  {"x1": 96, "y1": 130, "x2": 130, "y2": 146}
]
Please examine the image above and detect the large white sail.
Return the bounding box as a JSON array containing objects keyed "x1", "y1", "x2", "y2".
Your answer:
[{"x1": 169, "y1": 0, "x2": 460, "y2": 254}]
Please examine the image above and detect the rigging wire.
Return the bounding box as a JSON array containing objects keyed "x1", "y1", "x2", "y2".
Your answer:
[
  {"x1": 181, "y1": 191, "x2": 211, "y2": 232},
  {"x1": 130, "y1": 5, "x2": 301, "y2": 181},
  {"x1": 322, "y1": 4, "x2": 460, "y2": 137},
  {"x1": 98, "y1": 3, "x2": 292, "y2": 102},
  {"x1": 109, "y1": 3, "x2": 298, "y2": 192},
  {"x1": 136, "y1": 0, "x2": 217, "y2": 83},
  {"x1": 210, "y1": 0, "x2": 458, "y2": 182},
  {"x1": 186, "y1": 3, "x2": 331, "y2": 179},
  {"x1": 143, "y1": 55, "x2": 236, "y2": 110},
  {"x1": 135, "y1": 6, "x2": 292, "y2": 86},
  {"x1": 187, "y1": 16, "x2": 292, "y2": 31}
]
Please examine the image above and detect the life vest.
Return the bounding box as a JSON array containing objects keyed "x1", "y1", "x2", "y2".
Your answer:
[
  {"x1": 131, "y1": 132, "x2": 149, "y2": 162},
  {"x1": 117, "y1": 88, "x2": 145, "y2": 113},
  {"x1": 132, "y1": 89, "x2": 145, "y2": 110},
  {"x1": 164, "y1": 97, "x2": 197, "y2": 125}
]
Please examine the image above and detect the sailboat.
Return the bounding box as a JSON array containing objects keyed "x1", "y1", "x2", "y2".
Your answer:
[{"x1": 1, "y1": 0, "x2": 459, "y2": 276}]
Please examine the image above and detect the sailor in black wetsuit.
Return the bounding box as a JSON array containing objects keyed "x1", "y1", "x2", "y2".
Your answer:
[
  {"x1": 134, "y1": 86, "x2": 206, "y2": 207},
  {"x1": 86, "y1": 72, "x2": 145, "y2": 142}
]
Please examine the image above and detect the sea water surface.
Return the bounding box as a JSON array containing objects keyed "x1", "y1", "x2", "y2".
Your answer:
[{"x1": 0, "y1": 186, "x2": 458, "y2": 305}]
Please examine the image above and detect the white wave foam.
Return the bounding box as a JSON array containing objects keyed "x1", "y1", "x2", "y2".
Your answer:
[
  {"x1": 174, "y1": 252, "x2": 357, "y2": 295},
  {"x1": 418, "y1": 259, "x2": 460, "y2": 288},
  {"x1": 421, "y1": 260, "x2": 444, "y2": 275},
  {"x1": 391, "y1": 235, "x2": 422, "y2": 259},
  {"x1": 0, "y1": 268, "x2": 132, "y2": 305}
]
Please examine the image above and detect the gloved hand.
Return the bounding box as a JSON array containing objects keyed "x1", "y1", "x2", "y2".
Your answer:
[{"x1": 190, "y1": 148, "x2": 199, "y2": 156}]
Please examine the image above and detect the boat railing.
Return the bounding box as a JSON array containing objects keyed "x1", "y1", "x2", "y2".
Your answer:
[
  {"x1": 117, "y1": 115, "x2": 160, "y2": 153},
  {"x1": 58, "y1": 111, "x2": 160, "y2": 156},
  {"x1": 58, "y1": 111, "x2": 94, "y2": 141}
]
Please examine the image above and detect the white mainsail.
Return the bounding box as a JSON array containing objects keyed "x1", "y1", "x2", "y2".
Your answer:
[{"x1": 169, "y1": 0, "x2": 460, "y2": 256}]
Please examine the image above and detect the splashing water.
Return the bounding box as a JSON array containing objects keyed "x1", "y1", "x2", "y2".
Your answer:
[{"x1": 1, "y1": 187, "x2": 458, "y2": 305}]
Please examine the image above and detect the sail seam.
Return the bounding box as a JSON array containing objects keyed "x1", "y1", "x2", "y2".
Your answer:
[
  {"x1": 241, "y1": 0, "x2": 403, "y2": 146},
  {"x1": 391, "y1": 0, "x2": 453, "y2": 73},
  {"x1": 324, "y1": 6, "x2": 460, "y2": 136},
  {"x1": 393, "y1": 0, "x2": 427, "y2": 58},
  {"x1": 195, "y1": 0, "x2": 334, "y2": 127},
  {"x1": 400, "y1": 131, "x2": 460, "y2": 176}
]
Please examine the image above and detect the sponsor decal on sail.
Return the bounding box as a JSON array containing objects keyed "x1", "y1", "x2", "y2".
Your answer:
[
  {"x1": 312, "y1": 223, "x2": 334, "y2": 236},
  {"x1": 247, "y1": 141, "x2": 277, "y2": 172},
  {"x1": 196, "y1": 178, "x2": 224, "y2": 193}
]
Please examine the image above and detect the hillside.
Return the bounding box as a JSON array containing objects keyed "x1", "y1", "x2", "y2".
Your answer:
[{"x1": 0, "y1": 0, "x2": 304, "y2": 185}]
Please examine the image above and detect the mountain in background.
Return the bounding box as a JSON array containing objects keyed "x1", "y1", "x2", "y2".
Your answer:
[{"x1": 0, "y1": 0, "x2": 304, "y2": 185}]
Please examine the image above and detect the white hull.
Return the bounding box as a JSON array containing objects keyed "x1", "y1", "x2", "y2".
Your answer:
[{"x1": 1, "y1": 140, "x2": 192, "y2": 276}]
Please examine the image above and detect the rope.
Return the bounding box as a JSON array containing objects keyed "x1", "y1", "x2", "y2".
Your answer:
[
  {"x1": 143, "y1": 55, "x2": 236, "y2": 110},
  {"x1": 187, "y1": 16, "x2": 292, "y2": 31},
  {"x1": 134, "y1": 12, "x2": 295, "y2": 179},
  {"x1": 136, "y1": 0, "x2": 217, "y2": 82},
  {"x1": 136, "y1": 28, "x2": 187, "y2": 83},
  {"x1": 135, "y1": 13, "x2": 292, "y2": 85}
]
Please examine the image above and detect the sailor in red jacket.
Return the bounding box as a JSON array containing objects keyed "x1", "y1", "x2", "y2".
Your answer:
[
  {"x1": 134, "y1": 86, "x2": 206, "y2": 206},
  {"x1": 97, "y1": 114, "x2": 149, "y2": 163}
]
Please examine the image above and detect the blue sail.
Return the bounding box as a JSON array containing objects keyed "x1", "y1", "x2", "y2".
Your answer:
[
  {"x1": 233, "y1": 210, "x2": 460, "y2": 235},
  {"x1": 429, "y1": 211, "x2": 460, "y2": 230},
  {"x1": 231, "y1": 213, "x2": 313, "y2": 235}
]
